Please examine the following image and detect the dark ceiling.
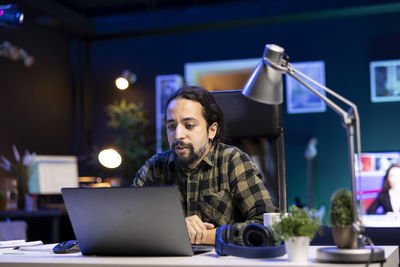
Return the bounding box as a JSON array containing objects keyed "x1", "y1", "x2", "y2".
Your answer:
[
  {"x1": 2, "y1": 0, "x2": 250, "y2": 36},
  {"x1": 3, "y1": 0, "x2": 400, "y2": 38},
  {"x1": 51, "y1": 0, "x2": 244, "y2": 17},
  {"x1": 24, "y1": 0, "x2": 400, "y2": 17}
]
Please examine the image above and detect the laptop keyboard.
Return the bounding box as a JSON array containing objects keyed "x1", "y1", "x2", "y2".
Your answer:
[{"x1": 191, "y1": 244, "x2": 214, "y2": 253}]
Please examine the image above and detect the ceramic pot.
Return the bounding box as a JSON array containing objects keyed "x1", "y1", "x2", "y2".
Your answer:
[
  {"x1": 284, "y1": 236, "x2": 310, "y2": 263},
  {"x1": 332, "y1": 226, "x2": 357, "y2": 249}
]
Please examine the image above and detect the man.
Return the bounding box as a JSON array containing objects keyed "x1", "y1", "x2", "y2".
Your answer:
[{"x1": 132, "y1": 86, "x2": 277, "y2": 245}]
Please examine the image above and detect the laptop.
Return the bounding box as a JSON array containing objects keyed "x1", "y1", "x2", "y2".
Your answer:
[{"x1": 61, "y1": 186, "x2": 213, "y2": 256}]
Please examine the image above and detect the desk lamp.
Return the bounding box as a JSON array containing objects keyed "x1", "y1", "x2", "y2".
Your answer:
[{"x1": 242, "y1": 44, "x2": 384, "y2": 263}]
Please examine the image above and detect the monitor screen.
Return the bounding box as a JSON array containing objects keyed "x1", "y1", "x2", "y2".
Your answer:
[
  {"x1": 28, "y1": 155, "x2": 79, "y2": 194},
  {"x1": 356, "y1": 151, "x2": 400, "y2": 214}
]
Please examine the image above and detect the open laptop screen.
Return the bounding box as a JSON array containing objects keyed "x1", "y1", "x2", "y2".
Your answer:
[{"x1": 62, "y1": 186, "x2": 196, "y2": 256}]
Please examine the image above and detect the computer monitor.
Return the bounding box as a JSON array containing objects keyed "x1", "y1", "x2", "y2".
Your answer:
[
  {"x1": 356, "y1": 151, "x2": 400, "y2": 214},
  {"x1": 28, "y1": 155, "x2": 79, "y2": 194}
]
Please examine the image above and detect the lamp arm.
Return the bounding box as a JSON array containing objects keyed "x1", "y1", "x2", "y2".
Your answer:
[
  {"x1": 289, "y1": 66, "x2": 362, "y2": 158},
  {"x1": 284, "y1": 65, "x2": 365, "y2": 247},
  {"x1": 286, "y1": 69, "x2": 349, "y2": 120},
  {"x1": 255, "y1": 44, "x2": 383, "y2": 256},
  {"x1": 266, "y1": 56, "x2": 364, "y2": 224},
  {"x1": 266, "y1": 58, "x2": 361, "y2": 156},
  {"x1": 265, "y1": 57, "x2": 362, "y2": 158}
]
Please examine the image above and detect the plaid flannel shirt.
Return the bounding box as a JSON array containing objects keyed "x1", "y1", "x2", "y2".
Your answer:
[{"x1": 132, "y1": 142, "x2": 278, "y2": 244}]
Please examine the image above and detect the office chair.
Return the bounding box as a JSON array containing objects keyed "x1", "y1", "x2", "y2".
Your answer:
[{"x1": 211, "y1": 90, "x2": 287, "y2": 212}]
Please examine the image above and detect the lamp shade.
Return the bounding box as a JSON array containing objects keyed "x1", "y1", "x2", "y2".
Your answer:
[{"x1": 242, "y1": 44, "x2": 285, "y2": 105}]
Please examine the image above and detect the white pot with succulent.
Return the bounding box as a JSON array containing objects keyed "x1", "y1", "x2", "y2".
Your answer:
[{"x1": 272, "y1": 205, "x2": 322, "y2": 263}]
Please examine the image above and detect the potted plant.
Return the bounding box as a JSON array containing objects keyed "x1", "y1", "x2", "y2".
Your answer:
[
  {"x1": 330, "y1": 188, "x2": 356, "y2": 248},
  {"x1": 0, "y1": 145, "x2": 36, "y2": 210},
  {"x1": 105, "y1": 99, "x2": 153, "y2": 186},
  {"x1": 272, "y1": 205, "x2": 321, "y2": 263}
]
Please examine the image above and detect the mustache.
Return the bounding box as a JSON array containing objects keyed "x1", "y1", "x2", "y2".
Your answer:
[{"x1": 172, "y1": 140, "x2": 193, "y2": 150}]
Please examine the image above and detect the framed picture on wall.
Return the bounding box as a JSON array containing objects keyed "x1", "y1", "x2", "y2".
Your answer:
[
  {"x1": 155, "y1": 74, "x2": 183, "y2": 153},
  {"x1": 184, "y1": 58, "x2": 259, "y2": 90},
  {"x1": 370, "y1": 59, "x2": 400, "y2": 103},
  {"x1": 286, "y1": 61, "x2": 327, "y2": 114}
]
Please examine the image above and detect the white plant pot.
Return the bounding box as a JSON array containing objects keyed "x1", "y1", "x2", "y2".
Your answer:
[{"x1": 285, "y1": 236, "x2": 310, "y2": 263}]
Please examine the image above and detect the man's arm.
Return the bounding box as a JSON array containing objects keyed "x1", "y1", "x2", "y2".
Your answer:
[
  {"x1": 228, "y1": 150, "x2": 278, "y2": 244},
  {"x1": 205, "y1": 228, "x2": 216, "y2": 244},
  {"x1": 132, "y1": 156, "x2": 156, "y2": 187}
]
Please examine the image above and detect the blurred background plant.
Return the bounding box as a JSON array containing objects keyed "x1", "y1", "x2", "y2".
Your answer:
[
  {"x1": 0, "y1": 145, "x2": 36, "y2": 208},
  {"x1": 330, "y1": 188, "x2": 356, "y2": 248},
  {"x1": 104, "y1": 99, "x2": 153, "y2": 186},
  {"x1": 330, "y1": 188, "x2": 354, "y2": 227}
]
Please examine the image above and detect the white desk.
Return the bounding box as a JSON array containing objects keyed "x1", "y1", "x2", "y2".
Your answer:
[{"x1": 0, "y1": 246, "x2": 397, "y2": 267}]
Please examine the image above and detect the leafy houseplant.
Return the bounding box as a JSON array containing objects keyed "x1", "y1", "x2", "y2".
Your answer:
[
  {"x1": 330, "y1": 188, "x2": 354, "y2": 227},
  {"x1": 330, "y1": 188, "x2": 356, "y2": 248},
  {"x1": 272, "y1": 205, "x2": 321, "y2": 262},
  {"x1": 105, "y1": 99, "x2": 153, "y2": 186},
  {"x1": 272, "y1": 205, "x2": 321, "y2": 242},
  {"x1": 0, "y1": 145, "x2": 35, "y2": 210}
]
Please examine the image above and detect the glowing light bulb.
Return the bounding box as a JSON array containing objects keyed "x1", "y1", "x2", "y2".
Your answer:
[
  {"x1": 98, "y1": 148, "x2": 122, "y2": 168},
  {"x1": 115, "y1": 77, "x2": 129, "y2": 90}
]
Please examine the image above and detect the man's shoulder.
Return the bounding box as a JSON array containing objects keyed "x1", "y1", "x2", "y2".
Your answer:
[{"x1": 215, "y1": 143, "x2": 248, "y2": 158}]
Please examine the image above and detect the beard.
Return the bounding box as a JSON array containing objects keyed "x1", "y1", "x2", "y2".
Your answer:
[{"x1": 172, "y1": 140, "x2": 208, "y2": 168}]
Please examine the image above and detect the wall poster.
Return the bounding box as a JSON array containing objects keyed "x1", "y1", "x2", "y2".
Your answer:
[
  {"x1": 155, "y1": 74, "x2": 183, "y2": 153},
  {"x1": 370, "y1": 59, "x2": 400, "y2": 103},
  {"x1": 286, "y1": 61, "x2": 327, "y2": 114}
]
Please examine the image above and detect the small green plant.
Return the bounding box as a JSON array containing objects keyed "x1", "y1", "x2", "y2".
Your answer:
[
  {"x1": 0, "y1": 145, "x2": 35, "y2": 209},
  {"x1": 330, "y1": 188, "x2": 353, "y2": 227},
  {"x1": 272, "y1": 205, "x2": 321, "y2": 243},
  {"x1": 105, "y1": 99, "x2": 153, "y2": 186}
]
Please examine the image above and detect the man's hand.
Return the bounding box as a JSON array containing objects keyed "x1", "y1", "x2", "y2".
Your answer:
[{"x1": 185, "y1": 215, "x2": 215, "y2": 244}]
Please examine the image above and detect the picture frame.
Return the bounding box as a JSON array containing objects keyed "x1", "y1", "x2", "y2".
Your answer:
[
  {"x1": 155, "y1": 74, "x2": 183, "y2": 152},
  {"x1": 184, "y1": 58, "x2": 259, "y2": 89},
  {"x1": 370, "y1": 59, "x2": 400, "y2": 103},
  {"x1": 286, "y1": 61, "x2": 327, "y2": 114}
]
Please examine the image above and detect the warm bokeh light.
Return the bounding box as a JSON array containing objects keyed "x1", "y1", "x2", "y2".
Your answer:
[
  {"x1": 98, "y1": 148, "x2": 122, "y2": 168},
  {"x1": 19, "y1": 13, "x2": 24, "y2": 24},
  {"x1": 115, "y1": 77, "x2": 129, "y2": 90}
]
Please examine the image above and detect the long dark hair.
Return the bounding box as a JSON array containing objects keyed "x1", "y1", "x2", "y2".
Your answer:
[
  {"x1": 164, "y1": 86, "x2": 225, "y2": 144},
  {"x1": 382, "y1": 163, "x2": 400, "y2": 192}
]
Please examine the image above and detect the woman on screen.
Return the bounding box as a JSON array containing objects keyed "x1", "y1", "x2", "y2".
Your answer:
[{"x1": 367, "y1": 163, "x2": 400, "y2": 214}]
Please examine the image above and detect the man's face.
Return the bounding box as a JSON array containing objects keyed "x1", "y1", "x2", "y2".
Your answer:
[{"x1": 165, "y1": 98, "x2": 217, "y2": 169}]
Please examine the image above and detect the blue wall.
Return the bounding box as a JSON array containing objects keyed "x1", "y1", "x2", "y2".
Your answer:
[{"x1": 89, "y1": 4, "x2": 400, "y2": 220}]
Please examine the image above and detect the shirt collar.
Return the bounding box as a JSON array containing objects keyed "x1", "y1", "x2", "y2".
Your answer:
[{"x1": 202, "y1": 143, "x2": 216, "y2": 167}]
